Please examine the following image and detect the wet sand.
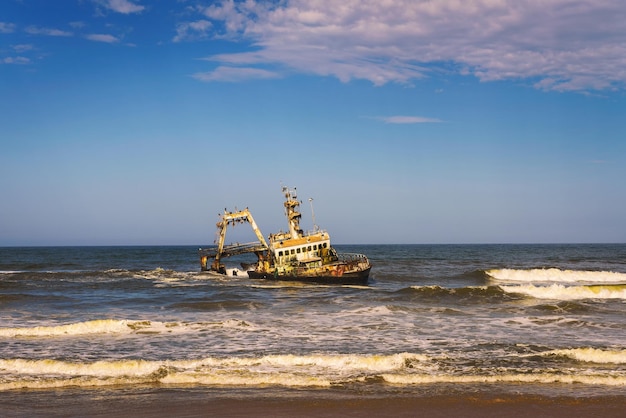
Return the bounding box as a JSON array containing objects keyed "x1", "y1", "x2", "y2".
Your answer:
[{"x1": 2, "y1": 389, "x2": 625, "y2": 418}]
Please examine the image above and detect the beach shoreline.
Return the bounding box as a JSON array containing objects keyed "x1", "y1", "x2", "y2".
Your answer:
[{"x1": 2, "y1": 388, "x2": 625, "y2": 418}]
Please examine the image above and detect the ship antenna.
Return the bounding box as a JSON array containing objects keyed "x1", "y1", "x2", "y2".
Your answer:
[{"x1": 308, "y1": 198, "x2": 318, "y2": 231}]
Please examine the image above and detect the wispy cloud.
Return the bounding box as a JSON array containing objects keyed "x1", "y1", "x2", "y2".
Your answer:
[
  {"x1": 85, "y1": 33, "x2": 120, "y2": 43},
  {"x1": 12, "y1": 44, "x2": 34, "y2": 53},
  {"x1": 96, "y1": 0, "x2": 145, "y2": 14},
  {"x1": 25, "y1": 26, "x2": 73, "y2": 37},
  {"x1": 0, "y1": 22, "x2": 16, "y2": 33},
  {"x1": 2, "y1": 56, "x2": 31, "y2": 65},
  {"x1": 193, "y1": 66, "x2": 281, "y2": 82},
  {"x1": 191, "y1": 0, "x2": 626, "y2": 92},
  {"x1": 173, "y1": 20, "x2": 212, "y2": 43},
  {"x1": 378, "y1": 116, "x2": 442, "y2": 124}
]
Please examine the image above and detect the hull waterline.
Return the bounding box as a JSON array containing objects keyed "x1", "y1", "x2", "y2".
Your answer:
[{"x1": 247, "y1": 267, "x2": 371, "y2": 285}]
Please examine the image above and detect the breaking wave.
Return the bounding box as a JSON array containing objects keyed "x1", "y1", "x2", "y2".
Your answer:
[
  {"x1": 405, "y1": 285, "x2": 504, "y2": 300},
  {"x1": 486, "y1": 268, "x2": 626, "y2": 300},
  {"x1": 0, "y1": 353, "x2": 429, "y2": 390},
  {"x1": 2, "y1": 350, "x2": 625, "y2": 391},
  {"x1": 0, "y1": 319, "x2": 258, "y2": 338},
  {"x1": 380, "y1": 373, "x2": 626, "y2": 386},
  {"x1": 0, "y1": 320, "x2": 138, "y2": 338},
  {"x1": 399, "y1": 283, "x2": 626, "y2": 302},
  {"x1": 545, "y1": 348, "x2": 626, "y2": 364},
  {"x1": 486, "y1": 268, "x2": 626, "y2": 285},
  {"x1": 499, "y1": 284, "x2": 626, "y2": 300}
]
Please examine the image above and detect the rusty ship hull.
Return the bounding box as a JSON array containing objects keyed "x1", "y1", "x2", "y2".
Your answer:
[{"x1": 247, "y1": 267, "x2": 371, "y2": 285}]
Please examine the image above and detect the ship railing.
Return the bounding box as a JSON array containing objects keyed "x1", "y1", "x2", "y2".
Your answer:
[
  {"x1": 336, "y1": 253, "x2": 369, "y2": 263},
  {"x1": 335, "y1": 252, "x2": 371, "y2": 271},
  {"x1": 304, "y1": 228, "x2": 328, "y2": 236}
]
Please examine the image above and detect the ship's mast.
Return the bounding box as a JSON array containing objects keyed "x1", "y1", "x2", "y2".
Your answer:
[
  {"x1": 308, "y1": 198, "x2": 318, "y2": 231},
  {"x1": 282, "y1": 186, "x2": 303, "y2": 239}
]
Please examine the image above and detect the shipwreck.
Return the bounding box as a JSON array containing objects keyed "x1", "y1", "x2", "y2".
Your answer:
[{"x1": 199, "y1": 186, "x2": 371, "y2": 285}]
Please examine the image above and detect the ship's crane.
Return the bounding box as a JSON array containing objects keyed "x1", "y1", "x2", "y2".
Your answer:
[{"x1": 199, "y1": 208, "x2": 268, "y2": 272}]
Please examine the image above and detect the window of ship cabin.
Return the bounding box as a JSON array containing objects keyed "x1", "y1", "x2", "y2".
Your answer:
[
  {"x1": 297, "y1": 248, "x2": 301, "y2": 253},
  {"x1": 278, "y1": 251, "x2": 283, "y2": 257},
  {"x1": 307, "y1": 246, "x2": 311, "y2": 251},
  {"x1": 290, "y1": 249, "x2": 295, "y2": 255}
]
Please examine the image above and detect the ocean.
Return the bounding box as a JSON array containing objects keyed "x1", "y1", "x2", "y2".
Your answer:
[{"x1": 1, "y1": 244, "x2": 626, "y2": 416}]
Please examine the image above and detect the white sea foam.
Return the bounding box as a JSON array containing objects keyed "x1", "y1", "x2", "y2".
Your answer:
[
  {"x1": 336, "y1": 305, "x2": 394, "y2": 317},
  {"x1": 0, "y1": 318, "x2": 265, "y2": 338},
  {"x1": 218, "y1": 319, "x2": 257, "y2": 329},
  {"x1": 0, "y1": 353, "x2": 430, "y2": 390},
  {"x1": 188, "y1": 353, "x2": 430, "y2": 373},
  {"x1": 132, "y1": 268, "x2": 199, "y2": 283},
  {"x1": 0, "y1": 358, "x2": 163, "y2": 377},
  {"x1": 499, "y1": 284, "x2": 626, "y2": 300},
  {"x1": 487, "y1": 268, "x2": 626, "y2": 285},
  {"x1": 160, "y1": 371, "x2": 332, "y2": 387},
  {"x1": 2, "y1": 351, "x2": 625, "y2": 391},
  {"x1": 546, "y1": 348, "x2": 626, "y2": 364},
  {"x1": 381, "y1": 373, "x2": 626, "y2": 386},
  {"x1": 0, "y1": 319, "x2": 138, "y2": 337}
]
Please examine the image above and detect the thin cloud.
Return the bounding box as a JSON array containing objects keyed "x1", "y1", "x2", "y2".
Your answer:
[
  {"x1": 379, "y1": 116, "x2": 442, "y2": 124},
  {"x1": 193, "y1": 66, "x2": 281, "y2": 82},
  {"x1": 173, "y1": 20, "x2": 213, "y2": 43},
  {"x1": 2, "y1": 56, "x2": 31, "y2": 65},
  {"x1": 0, "y1": 22, "x2": 16, "y2": 33},
  {"x1": 12, "y1": 44, "x2": 34, "y2": 53},
  {"x1": 25, "y1": 26, "x2": 73, "y2": 37},
  {"x1": 85, "y1": 33, "x2": 120, "y2": 43},
  {"x1": 192, "y1": 0, "x2": 626, "y2": 92},
  {"x1": 96, "y1": 0, "x2": 145, "y2": 14}
]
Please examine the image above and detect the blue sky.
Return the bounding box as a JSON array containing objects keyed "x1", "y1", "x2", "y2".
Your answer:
[{"x1": 1, "y1": 0, "x2": 625, "y2": 246}]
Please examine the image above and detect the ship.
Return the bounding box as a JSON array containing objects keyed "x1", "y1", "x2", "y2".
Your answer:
[{"x1": 199, "y1": 186, "x2": 371, "y2": 285}]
